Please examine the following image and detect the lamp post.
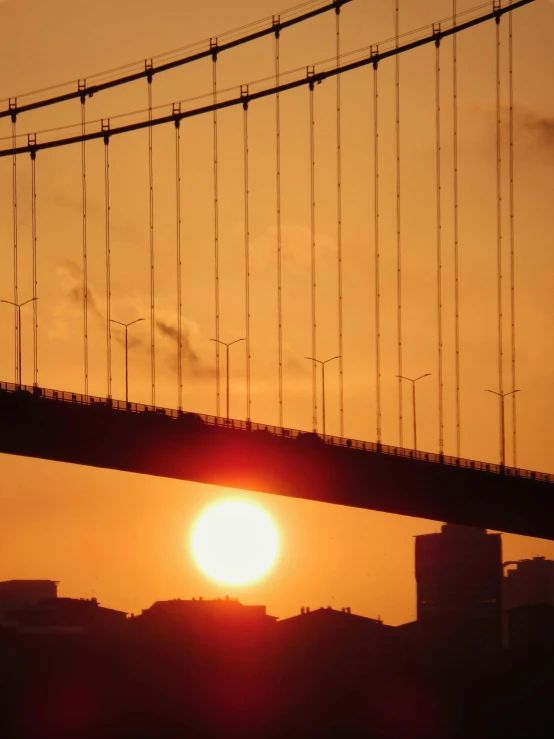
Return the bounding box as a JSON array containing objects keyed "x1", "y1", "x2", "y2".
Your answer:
[
  {"x1": 304, "y1": 355, "x2": 340, "y2": 436},
  {"x1": 485, "y1": 388, "x2": 520, "y2": 467},
  {"x1": 210, "y1": 337, "x2": 245, "y2": 420},
  {"x1": 109, "y1": 317, "x2": 145, "y2": 404},
  {"x1": 1, "y1": 297, "x2": 39, "y2": 386},
  {"x1": 397, "y1": 373, "x2": 431, "y2": 451}
]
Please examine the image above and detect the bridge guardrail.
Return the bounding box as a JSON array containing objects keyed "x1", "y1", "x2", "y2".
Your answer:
[{"x1": 1, "y1": 381, "x2": 551, "y2": 485}]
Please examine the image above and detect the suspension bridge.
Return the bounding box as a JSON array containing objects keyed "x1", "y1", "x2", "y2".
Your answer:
[{"x1": 1, "y1": 0, "x2": 552, "y2": 539}]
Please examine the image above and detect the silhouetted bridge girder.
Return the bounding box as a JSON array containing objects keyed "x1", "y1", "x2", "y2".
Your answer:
[{"x1": 1, "y1": 383, "x2": 553, "y2": 541}]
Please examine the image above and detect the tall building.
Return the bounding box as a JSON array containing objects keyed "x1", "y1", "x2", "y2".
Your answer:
[
  {"x1": 0, "y1": 580, "x2": 58, "y2": 622},
  {"x1": 415, "y1": 524, "x2": 503, "y2": 653},
  {"x1": 503, "y1": 557, "x2": 554, "y2": 649},
  {"x1": 504, "y1": 557, "x2": 554, "y2": 610}
]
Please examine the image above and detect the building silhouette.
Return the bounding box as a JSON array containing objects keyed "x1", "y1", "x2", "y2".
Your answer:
[
  {"x1": 504, "y1": 556, "x2": 554, "y2": 610},
  {"x1": 276, "y1": 605, "x2": 397, "y2": 669},
  {"x1": 135, "y1": 595, "x2": 276, "y2": 629},
  {"x1": 2, "y1": 574, "x2": 554, "y2": 737},
  {"x1": 503, "y1": 557, "x2": 554, "y2": 649},
  {"x1": 0, "y1": 580, "x2": 58, "y2": 623},
  {"x1": 414, "y1": 524, "x2": 503, "y2": 654},
  {"x1": 4, "y1": 596, "x2": 126, "y2": 635},
  {"x1": 131, "y1": 596, "x2": 277, "y2": 665}
]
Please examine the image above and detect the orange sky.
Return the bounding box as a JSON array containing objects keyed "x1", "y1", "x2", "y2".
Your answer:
[{"x1": 0, "y1": 0, "x2": 553, "y2": 624}]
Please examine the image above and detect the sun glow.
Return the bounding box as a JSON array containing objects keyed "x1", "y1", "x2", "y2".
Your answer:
[{"x1": 191, "y1": 501, "x2": 279, "y2": 585}]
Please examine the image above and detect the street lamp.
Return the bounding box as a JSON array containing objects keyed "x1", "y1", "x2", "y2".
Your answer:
[
  {"x1": 485, "y1": 388, "x2": 521, "y2": 467},
  {"x1": 110, "y1": 317, "x2": 145, "y2": 404},
  {"x1": 1, "y1": 297, "x2": 39, "y2": 386},
  {"x1": 397, "y1": 373, "x2": 431, "y2": 452},
  {"x1": 304, "y1": 355, "x2": 340, "y2": 437},
  {"x1": 210, "y1": 337, "x2": 246, "y2": 420}
]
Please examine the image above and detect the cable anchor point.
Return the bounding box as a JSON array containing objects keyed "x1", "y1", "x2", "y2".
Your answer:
[
  {"x1": 145, "y1": 59, "x2": 153, "y2": 84},
  {"x1": 9, "y1": 98, "x2": 17, "y2": 123},
  {"x1": 210, "y1": 38, "x2": 218, "y2": 62},
  {"x1": 102, "y1": 119, "x2": 110, "y2": 146},
  {"x1": 371, "y1": 45, "x2": 379, "y2": 69},
  {"x1": 241, "y1": 85, "x2": 249, "y2": 110},
  {"x1": 433, "y1": 23, "x2": 442, "y2": 47},
  {"x1": 272, "y1": 15, "x2": 281, "y2": 39},
  {"x1": 78, "y1": 79, "x2": 94, "y2": 102},
  {"x1": 173, "y1": 102, "x2": 181, "y2": 128},
  {"x1": 28, "y1": 133, "x2": 37, "y2": 159}
]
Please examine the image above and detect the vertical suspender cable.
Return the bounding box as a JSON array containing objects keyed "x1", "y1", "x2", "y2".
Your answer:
[
  {"x1": 175, "y1": 114, "x2": 183, "y2": 411},
  {"x1": 11, "y1": 111, "x2": 18, "y2": 383},
  {"x1": 147, "y1": 67, "x2": 156, "y2": 407},
  {"x1": 309, "y1": 76, "x2": 318, "y2": 433},
  {"x1": 453, "y1": 2, "x2": 461, "y2": 457},
  {"x1": 31, "y1": 147, "x2": 38, "y2": 386},
  {"x1": 243, "y1": 92, "x2": 251, "y2": 422},
  {"x1": 495, "y1": 11, "x2": 504, "y2": 462},
  {"x1": 395, "y1": 3, "x2": 403, "y2": 448},
  {"x1": 104, "y1": 129, "x2": 112, "y2": 398},
  {"x1": 373, "y1": 54, "x2": 381, "y2": 446},
  {"x1": 435, "y1": 29, "x2": 444, "y2": 456},
  {"x1": 80, "y1": 96, "x2": 88, "y2": 396},
  {"x1": 212, "y1": 43, "x2": 221, "y2": 417},
  {"x1": 336, "y1": 5, "x2": 344, "y2": 438},
  {"x1": 508, "y1": 4, "x2": 517, "y2": 467},
  {"x1": 275, "y1": 22, "x2": 283, "y2": 427}
]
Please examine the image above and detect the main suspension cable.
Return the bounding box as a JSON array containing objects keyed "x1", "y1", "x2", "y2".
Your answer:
[
  {"x1": 309, "y1": 76, "x2": 317, "y2": 432},
  {"x1": 336, "y1": 4, "x2": 344, "y2": 438},
  {"x1": 0, "y1": 0, "x2": 351, "y2": 121},
  {"x1": 395, "y1": 2, "x2": 403, "y2": 448},
  {"x1": 509, "y1": 2, "x2": 517, "y2": 467},
  {"x1": 275, "y1": 24, "x2": 284, "y2": 427},
  {"x1": 212, "y1": 44, "x2": 221, "y2": 417},
  {"x1": 2, "y1": 4, "x2": 532, "y2": 161},
  {"x1": 175, "y1": 112, "x2": 183, "y2": 411},
  {"x1": 31, "y1": 145, "x2": 38, "y2": 386},
  {"x1": 495, "y1": 11, "x2": 504, "y2": 461},
  {"x1": 435, "y1": 28, "x2": 444, "y2": 456},
  {"x1": 243, "y1": 90, "x2": 251, "y2": 421},
  {"x1": 453, "y1": 1, "x2": 461, "y2": 457},
  {"x1": 11, "y1": 111, "x2": 18, "y2": 384},
  {"x1": 104, "y1": 126, "x2": 112, "y2": 398},
  {"x1": 80, "y1": 95, "x2": 88, "y2": 396},
  {"x1": 373, "y1": 53, "x2": 381, "y2": 445},
  {"x1": 147, "y1": 65, "x2": 156, "y2": 406}
]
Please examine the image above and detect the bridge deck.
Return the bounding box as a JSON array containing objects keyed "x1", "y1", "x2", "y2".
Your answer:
[{"x1": 1, "y1": 382, "x2": 553, "y2": 540}]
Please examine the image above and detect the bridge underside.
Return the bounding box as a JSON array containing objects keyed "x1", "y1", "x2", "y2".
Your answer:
[{"x1": 1, "y1": 388, "x2": 553, "y2": 541}]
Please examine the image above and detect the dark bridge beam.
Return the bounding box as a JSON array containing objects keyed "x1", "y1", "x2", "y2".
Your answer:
[{"x1": 1, "y1": 387, "x2": 553, "y2": 541}]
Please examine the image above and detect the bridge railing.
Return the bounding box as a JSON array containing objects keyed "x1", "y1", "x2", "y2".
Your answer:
[{"x1": 1, "y1": 381, "x2": 551, "y2": 485}]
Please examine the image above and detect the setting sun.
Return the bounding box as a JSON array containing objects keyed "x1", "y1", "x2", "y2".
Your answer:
[{"x1": 191, "y1": 501, "x2": 279, "y2": 586}]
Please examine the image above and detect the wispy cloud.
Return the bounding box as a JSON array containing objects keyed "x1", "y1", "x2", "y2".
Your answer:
[
  {"x1": 467, "y1": 101, "x2": 554, "y2": 156},
  {"x1": 64, "y1": 261, "x2": 105, "y2": 324},
  {"x1": 156, "y1": 318, "x2": 214, "y2": 378},
  {"x1": 516, "y1": 109, "x2": 554, "y2": 150}
]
